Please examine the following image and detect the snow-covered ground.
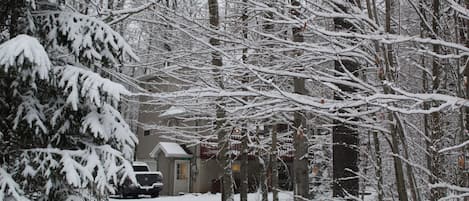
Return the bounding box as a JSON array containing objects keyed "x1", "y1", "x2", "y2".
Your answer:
[
  {"x1": 110, "y1": 190, "x2": 378, "y2": 201},
  {"x1": 110, "y1": 191, "x2": 294, "y2": 201}
]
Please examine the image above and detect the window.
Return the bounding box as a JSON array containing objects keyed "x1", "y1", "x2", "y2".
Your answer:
[
  {"x1": 277, "y1": 124, "x2": 289, "y2": 132},
  {"x1": 144, "y1": 130, "x2": 150, "y2": 136},
  {"x1": 176, "y1": 162, "x2": 188, "y2": 180},
  {"x1": 232, "y1": 163, "x2": 240, "y2": 172}
]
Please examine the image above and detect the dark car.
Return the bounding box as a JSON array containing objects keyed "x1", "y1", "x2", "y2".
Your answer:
[{"x1": 116, "y1": 162, "x2": 163, "y2": 198}]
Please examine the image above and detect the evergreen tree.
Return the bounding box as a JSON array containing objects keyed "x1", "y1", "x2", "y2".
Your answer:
[{"x1": 0, "y1": 1, "x2": 139, "y2": 200}]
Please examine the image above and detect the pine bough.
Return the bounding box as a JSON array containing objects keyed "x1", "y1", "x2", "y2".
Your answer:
[{"x1": 0, "y1": 4, "x2": 139, "y2": 201}]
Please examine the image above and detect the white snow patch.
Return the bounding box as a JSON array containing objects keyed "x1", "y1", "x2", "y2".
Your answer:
[
  {"x1": 159, "y1": 106, "x2": 187, "y2": 118},
  {"x1": 0, "y1": 34, "x2": 51, "y2": 80},
  {"x1": 110, "y1": 191, "x2": 294, "y2": 201}
]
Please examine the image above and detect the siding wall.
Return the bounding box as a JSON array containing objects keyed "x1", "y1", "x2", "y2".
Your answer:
[
  {"x1": 192, "y1": 158, "x2": 220, "y2": 193},
  {"x1": 156, "y1": 152, "x2": 174, "y2": 195}
]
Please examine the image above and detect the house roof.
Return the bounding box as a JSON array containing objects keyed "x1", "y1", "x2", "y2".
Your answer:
[
  {"x1": 159, "y1": 106, "x2": 187, "y2": 118},
  {"x1": 149, "y1": 142, "x2": 192, "y2": 158},
  {"x1": 132, "y1": 161, "x2": 149, "y2": 166}
]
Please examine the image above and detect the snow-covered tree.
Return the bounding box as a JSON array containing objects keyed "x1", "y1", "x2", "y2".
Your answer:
[
  {"x1": 0, "y1": 1, "x2": 140, "y2": 200},
  {"x1": 102, "y1": 0, "x2": 469, "y2": 200}
]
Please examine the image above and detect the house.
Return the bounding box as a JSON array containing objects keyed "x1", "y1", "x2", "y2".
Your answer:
[
  {"x1": 136, "y1": 126, "x2": 294, "y2": 196},
  {"x1": 133, "y1": 74, "x2": 295, "y2": 196},
  {"x1": 134, "y1": 74, "x2": 223, "y2": 195}
]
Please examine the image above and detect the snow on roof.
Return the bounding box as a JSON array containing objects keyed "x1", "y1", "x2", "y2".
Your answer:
[
  {"x1": 132, "y1": 161, "x2": 149, "y2": 166},
  {"x1": 149, "y1": 142, "x2": 192, "y2": 158},
  {"x1": 159, "y1": 106, "x2": 186, "y2": 118}
]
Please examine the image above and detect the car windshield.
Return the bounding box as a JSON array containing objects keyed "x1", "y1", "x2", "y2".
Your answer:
[{"x1": 133, "y1": 165, "x2": 149, "y2": 172}]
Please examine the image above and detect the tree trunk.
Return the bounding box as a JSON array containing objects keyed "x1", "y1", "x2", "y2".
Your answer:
[
  {"x1": 291, "y1": 38, "x2": 310, "y2": 201},
  {"x1": 373, "y1": 131, "x2": 384, "y2": 201},
  {"x1": 260, "y1": 155, "x2": 268, "y2": 201},
  {"x1": 389, "y1": 126, "x2": 408, "y2": 201},
  {"x1": 332, "y1": 1, "x2": 359, "y2": 199},
  {"x1": 208, "y1": 1, "x2": 233, "y2": 201},
  {"x1": 240, "y1": 133, "x2": 248, "y2": 201},
  {"x1": 382, "y1": 1, "x2": 409, "y2": 200},
  {"x1": 429, "y1": 0, "x2": 444, "y2": 200},
  {"x1": 290, "y1": 1, "x2": 310, "y2": 201},
  {"x1": 239, "y1": 1, "x2": 249, "y2": 200},
  {"x1": 271, "y1": 124, "x2": 279, "y2": 201},
  {"x1": 460, "y1": 2, "x2": 469, "y2": 200},
  {"x1": 364, "y1": 1, "x2": 384, "y2": 200},
  {"x1": 293, "y1": 127, "x2": 309, "y2": 201},
  {"x1": 395, "y1": 115, "x2": 421, "y2": 201},
  {"x1": 254, "y1": 125, "x2": 268, "y2": 201},
  {"x1": 462, "y1": 1, "x2": 469, "y2": 200},
  {"x1": 418, "y1": 1, "x2": 434, "y2": 200}
]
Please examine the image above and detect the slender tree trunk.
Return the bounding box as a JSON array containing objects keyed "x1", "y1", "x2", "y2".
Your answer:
[
  {"x1": 293, "y1": 127, "x2": 309, "y2": 201},
  {"x1": 239, "y1": 1, "x2": 249, "y2": 200},
  {"x1": 429, "y1": 0, "x2": 444, "y2": 200},
  {"x1": 454, "y1": 4, "x2": 465, "y2": 197},
  {"x1": 240, "y1": 133, "x2": 248, "y2": 201},
  {"x1": 364, "y1": 1, "x2": 384, "y2": 200},
  {"x1": 462, "y1": 1, "x2": 469, "y2": 200},
  {"x1": 271, "y1": 124, "x2": 279, "y2": 201},
  {"x1": 418, "y1": 2, "x2": 434, "y2": 200},
  {"x1": 389, "y1": 114, "x2": 408, "y2": 201},
  {"x1": 396, "y1": 114, "x2": 420, "y2": 201},
  {"x1": 253, "y1": 125, "x2": 268, "y2": 201},
  {"x1": 208, "y1": 1, "x2": 233, "y2": 201},
  {"x1": 332, "y1": 1, "x2": 359, "y2": 199},
  {"x1": 382, "y1": 1, "x2": 409, "y2": 200},
  {"x1": 290, "y1": 1, "x2": 309, "y2": 200},
  {"x1": 373, "y1": 131, "x2": 384, "y2": 201},
  {"x1": 259, "y1": 155, "x2": 268, "y2": 201},
  {"x1": 455, "y1": 0, "x2": 469, "y2": 201}
]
